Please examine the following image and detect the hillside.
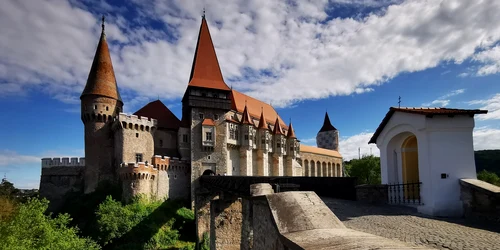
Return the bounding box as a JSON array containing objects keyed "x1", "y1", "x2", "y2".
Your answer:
[{"x1": 475, "y1": 150, "x2": 500, "y2": 175}]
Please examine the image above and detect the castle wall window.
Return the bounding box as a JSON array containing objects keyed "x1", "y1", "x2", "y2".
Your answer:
[
  {"x1": 277, "y1": 143, "x2": 281, "y2": 148},
  {"x1": 136, "y1": 133, "x2": 139, "y2": 138},
  {"x1": 94, "y1": 105, "x2": 97, "y2": 110},
  {"x1": 183, "y1": 134, "x2": 188, "y2": 143},
  {"x1": 261, "y1": 139, "x2": 266, "y2": 145},
  {"x1": 135, "y1": 153, "x2": 143, "y2": 162},
  {"x1": 159, "y1": 139, "x2": 163, "y2": 147},
  {"x1": 206, "y1": 132, "x2": 213, "y2": 141},
  {"x1": 199, "y1": 113, "x2": 204, "y2": 119},
  {"x1": 244, "y1": 135, "x2": 249, "y2": 140},
  {"x1": 214, "y1": 114, "x2": 219, "y2": 120},
  {"x1": 229, "y1": 128, "x2": 236, "y2": 139},
  {"x1": 106, "y1": 106, "x2": 108, "y2": 111}
]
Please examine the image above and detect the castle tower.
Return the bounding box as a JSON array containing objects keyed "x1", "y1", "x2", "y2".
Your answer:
[
  {"x1": 182, "y1": 16, "x2": 232, "y2": 203},
  {"x1": 272, "y1": 117, "x2": 286, "y2": 176},
  {"x1": 285, "y1": 121, "x2": 300, "y2": 176},
  {"x1": 316, "y1": 112, "x2": 339, "y2": 151},
  {"x1": 256, "y1": 109, "x2": 270, "y2": 176},
  {"x1": 239, "y1": 104, "x2": 255, "y2": 176},
  {"x1": 80, "y1": 18, "x2": 123, "y2": 193}
]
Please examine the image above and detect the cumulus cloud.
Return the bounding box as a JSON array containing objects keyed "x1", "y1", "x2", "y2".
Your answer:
[
  {"x1": 474, "y1": 45, "x2": 500, "y2": 76},
  {"x1": 2, "y1": 0, "x2": 500, "y2": 109},
  {"x1": 339, "y1": 132, "x2": 380, "y2": 161},
  {"x1": 473, "y1": 127, "x2": 500, "y2": 150},
  {"x1": 467, "y1": 93, "x2": 500, "y2": 120},
  {"x1": 422, "y1": 89, "x2": 465, "y2": 107}
]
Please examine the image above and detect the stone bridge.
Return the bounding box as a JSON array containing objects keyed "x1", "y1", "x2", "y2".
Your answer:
[{"x1": 194, "y1": 176, "x2": 433, "y2": 250}]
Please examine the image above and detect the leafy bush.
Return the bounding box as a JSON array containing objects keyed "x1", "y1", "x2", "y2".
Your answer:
[
  {"x1": 477, "y1": 170, "x2": 500, "y2": 186},
  {"x1": 0, "y1": 198, "x2": 100, "y2": 250},
  {"x1": 344, "y1": 155, "x2": 381, "y2": 185}
]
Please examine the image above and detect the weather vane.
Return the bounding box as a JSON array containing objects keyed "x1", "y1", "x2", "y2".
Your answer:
[
  {"x1": 101, "y1": 15, "x2": 105, "y2": 33},
  {"x1": 202, "y1": 8, "x2": 205, "y2": 18}
]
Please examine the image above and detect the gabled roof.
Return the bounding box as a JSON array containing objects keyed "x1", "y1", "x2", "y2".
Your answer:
[
  {"x1": 134, "y1": 100, "x2": 180, "y2": 130},
  {"x1": 272, "y1": 117, "x2": 284, "y2": 135},
  {"x1": 368, "y1": 107, "x2": 488, "y2": 144},
  {"x1": 230, "y1": 89, "x2": 287, "y2": 129},
  {"x1": 81, "y1": 28, "x2": 122, "y2": 103},
  {"x1": 300, "y1": 145, "x2": 342, "y2": 158},
  {"x1": 188, "y1": 17, "x2": 230, "y2": 91},
  {"x1": 287, "y1": 122, "x2": 296, "y2": 138},
  {"x1": 319, "y1": 112, "x2": 336, "y2": 132},
  {"x1": 202, "y1": 118, "x2": 216, "y2": 126}
]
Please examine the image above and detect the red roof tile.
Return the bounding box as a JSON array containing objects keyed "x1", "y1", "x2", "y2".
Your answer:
[
  {"x1": 202, "y1": 118, "x2": 216, "y2": 126},
  {"x1": 81, "y1": 30, "x2": 122, "y2": 102},
  {"x1": 188, "y1": 17, "x2": 230, "y2": 91},
  {"x1": 368, "y1": 107, "x2": 488, "y2": 144},
  {"x1": 134, "y1": 100, "x2": 180, "y2": 130},
  {"x1": 230, "y1": 89, "x2": 287, "y2": 129}
]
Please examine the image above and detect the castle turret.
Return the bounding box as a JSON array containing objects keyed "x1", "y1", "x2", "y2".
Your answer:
[
  {"x1": 272, "y1": 117, "x2": 286, "y2": 176},
  {"x1": 256, "y1": 109, "x2": 270, "y2": 176},
  {"x1": 316, "y1": 112, "x2": 339, "y2": 151},
  {"x1": 80, "y1": 18, "x2": 123, "y2": 193},
  {"x1": 239, "y1": 104, "x2": 255, "y2": 176},
  {"x1": 285, "y1": 121, "x2": 301, "y2": 176}
]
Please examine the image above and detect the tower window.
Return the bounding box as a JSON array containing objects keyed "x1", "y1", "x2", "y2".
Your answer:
[
  {"x1": 214, "y1": 114, "x2": 219, "y2": 120},
  {"x1": 106, "y1": 106, "x2": 109, "y2": 111},
  {"x1": 135, "y1": 154, "x2": 143, "y2": 162},
  {"x1": 136, "y1": 133, "x2": 139, "y2": 138},
  {"x1": 206, "y1": 132, "x2": 212, "y2": 141},
  {"x1": 183, "y1": 134, "x2": 188, "y2": 143},
  {"x1": 244, "y1": 135, "x2": 249, "y2": 140},
  {"x1": 94, "y1": 105, "x2": 97, "y2": 110},
  {"x1": 159, "y1": 139, "x2": 163, "y2": 147},
  {"x1": 277, "y1": 143, "x2": 281, "y2": 148},
  {"x1": 199, "y1": 113, "x2": 204, "y2": 119}
]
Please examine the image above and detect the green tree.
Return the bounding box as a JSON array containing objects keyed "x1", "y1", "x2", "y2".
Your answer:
[
  {"x1": 0, "y1": 178, "x2": 19, "y2": 197},
  {"x1": 0, "y1": 198, "x2": 100, "y2": 250},
  {"x1": 477, "y1": 170, "x2": 500, "y2": 186},
  {"x1": 345, "y1": 155, "x2": 381, "y2": 185}
]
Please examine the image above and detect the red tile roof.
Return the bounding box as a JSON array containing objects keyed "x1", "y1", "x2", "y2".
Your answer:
[
  {"x1": 81, "y1": 31, "x2": 122, "y2": 103},
  {"x1": 240, "y1": 104, "x2": 254, "y2": 125},
  {"x1": 287, "y1": 122, "x2": 296, "y2": 138},
  {"x1": 188, "y1": 17, "x2": 230, "y2": 91},
  {"x1": 300, "y1": 145, "x2": 342, "y2": 158},
  {"x1": 202, "y1": 118, "x2": 216, "y2": 126},
  {"x1": 134, "y1": 100, "x2": 180, "y2": 130},
  {"x1": 230, "y1": 89, "x2": 287, "y2": 129},
  {"x1": 368, "y1": 107, "x2": 488, "y2": 144}
]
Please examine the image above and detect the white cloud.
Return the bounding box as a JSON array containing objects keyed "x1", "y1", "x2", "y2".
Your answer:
[
  {"x1": 473, "y1": 127, "x2": 500, "y2": 150},
  {"x1": 339, "y1": 132, "x2": 380, "y2": 161},
  {"x1": 2, "y1": 0, "x2": 500, "y2": 109},
  {"x1": 467, "y1": 93, "x2": 500, "y2": 120},
  {"x1": 0, "y1": 150, "x2": 40, "y2": 167},
  {"x1": 422, "y1": 89, "x2": 465, "y2": 107},
  {"x1": 474, "y1": 45, "x2": 500, "y2": 76}
]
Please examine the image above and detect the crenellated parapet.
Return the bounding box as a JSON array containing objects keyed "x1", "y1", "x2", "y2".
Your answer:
[
  {"x1": 153, "y1": 155, "x2": 170, "y2": 171},
  {"x1": 113, "y1": 113, "x2": 158, "y2": 132},
  {"x1": 118, "y1": 162, "x2": 158, "y2": 180},
  {"x1": 41, "y1": 157, "x2": 85, "y2": 168}
]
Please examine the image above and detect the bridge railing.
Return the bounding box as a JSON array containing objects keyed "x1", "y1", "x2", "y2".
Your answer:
[{"x1": 199, "y1": 176, "x2": 357, "y2": 200}]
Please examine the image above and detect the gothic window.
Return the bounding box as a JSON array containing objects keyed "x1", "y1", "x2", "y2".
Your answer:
[
  {"x1": 183, "y1": 134, "x2": 188, "y2": 143},
  {"x1": 261, "y1": 139, "x2": 266, "y2": 145},
  {"x1": 229, "y1": 128, "x2": 236, "y2": 139},
  {"x1": 206, "y1": 132, "x2": 213, "y2": 141},
  {"x1": 277, "y1": 143, "x2": 281, "y2": 148},
  {"x1": 135, "y1": 153, "x2": 143, "y2": 162}
]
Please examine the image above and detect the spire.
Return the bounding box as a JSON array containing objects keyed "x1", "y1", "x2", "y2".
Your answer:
[
  {"x1": 80, "y1": 16, "x2": 122, "y2": 103},
  {"x1": 287, "y1": 121, "x2": 296, "y2": 138},
  {"x1": 188, "y1": 17, "x2": 230, "y2": 91},
  {"x1": 272, "y1": 117, "x2": 283, "y2": 135},
  {"x1": 240, "y1": 103, "x2": 253, "y2": 125},
  {"x1": 258, "y1": 107, "x2": 268, "y2": 129},
  {"x1": 319, "y1": 112, "x2": 337, "y2": 132}
]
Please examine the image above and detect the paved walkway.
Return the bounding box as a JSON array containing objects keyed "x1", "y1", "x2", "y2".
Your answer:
[{"x1": 322, "y1": 198, "x2": 500, "y2": 250}]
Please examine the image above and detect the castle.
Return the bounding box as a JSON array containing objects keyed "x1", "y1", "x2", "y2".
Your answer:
[{"x1": 39, "y1": 16, "x2": 343, "y2": 208}]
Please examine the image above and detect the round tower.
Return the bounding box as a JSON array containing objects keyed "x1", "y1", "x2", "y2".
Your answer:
[
  {"x1": 80, "y1": 18, "x2": 123, "y2": 193},
  {"x1": 316, "y1": 112, "x2": 339, "y2": 151}
]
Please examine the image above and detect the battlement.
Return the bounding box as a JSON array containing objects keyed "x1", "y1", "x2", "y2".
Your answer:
[
  {"x1": 118, "y1": 162, "x2": 158, "y2": 180},
  {"x1": 118, "y1": 113, "x2": 157, "y2": 130},
  {"x1": 41, "y1": 157, "x2": 85, "y2": 168}
]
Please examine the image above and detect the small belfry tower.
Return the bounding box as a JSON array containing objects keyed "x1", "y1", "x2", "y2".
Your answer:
[
  {"x1": 80, "y1": 16, "x2": 123, "y2": 193},
  {"x1": 316, "y1": 112, "x2": 339, "y2": 151}
]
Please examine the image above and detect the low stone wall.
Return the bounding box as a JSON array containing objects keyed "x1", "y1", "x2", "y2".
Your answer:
[
  {"x1": 39, "y1": 166, "x2": 84, "y2": 211},
  {"x1": 460, "y1": 179, "x2": 500, "y2": 223},
  {"x1": 356, "y1": 184, "x2": 388, "y2": 204}
]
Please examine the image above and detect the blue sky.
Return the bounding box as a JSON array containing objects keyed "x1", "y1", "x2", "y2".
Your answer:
[{"x1": 1, "y1": 0, "x2": 500, "y2": 189}]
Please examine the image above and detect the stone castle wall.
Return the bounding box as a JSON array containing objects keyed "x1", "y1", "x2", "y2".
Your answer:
[
  {"x1": 119, "y1": 162, "x2": 158, "y2": 201},
  {"x1": 316, "y1": 130, "x2": 339, "y2": 151}
]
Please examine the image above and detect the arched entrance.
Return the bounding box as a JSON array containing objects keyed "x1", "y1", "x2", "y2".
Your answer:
[
  {"x1": 202, "y1": 169, "x2": 215, "y2": 176},
  {"x1": 402, "y1": 135, "x2": 419, "y2": 184}
]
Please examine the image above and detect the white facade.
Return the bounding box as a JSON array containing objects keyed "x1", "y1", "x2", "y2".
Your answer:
[{"x1": 374, "y1": 111, "x2": 480, "y2": 217}]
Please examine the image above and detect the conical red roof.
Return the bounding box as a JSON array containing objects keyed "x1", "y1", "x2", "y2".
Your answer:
[
  {"x1": 81, "y1": 29, "x2": 122, "y2": 102},
  {"x1": 287, "y1": 122, "x2": 296, "y2": 138},
  {"x1": 257, "y1": 109, "x2": 268, "y2": 129},
  {"x1": 240, "y1": 104, "x2": 254, "y2": 125},
  {"x1": 272, "y1": 117, "x2": 284, "y2": 135},
  {"x1": 134, "y1": 100, "x2": 180, "y2": 130},
  {"x1": 188, "y1": 17, "x2": 230, "y2": 91}
]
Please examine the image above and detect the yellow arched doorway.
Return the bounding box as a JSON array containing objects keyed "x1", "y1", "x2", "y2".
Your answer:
[{"x1": 401, "y1": 135, "x2": 419, "y2": 199}]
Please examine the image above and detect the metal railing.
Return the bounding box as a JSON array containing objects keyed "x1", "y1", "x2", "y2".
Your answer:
[{"x1": 387, "y1": 182, "x2": 422, "y2": 205}]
